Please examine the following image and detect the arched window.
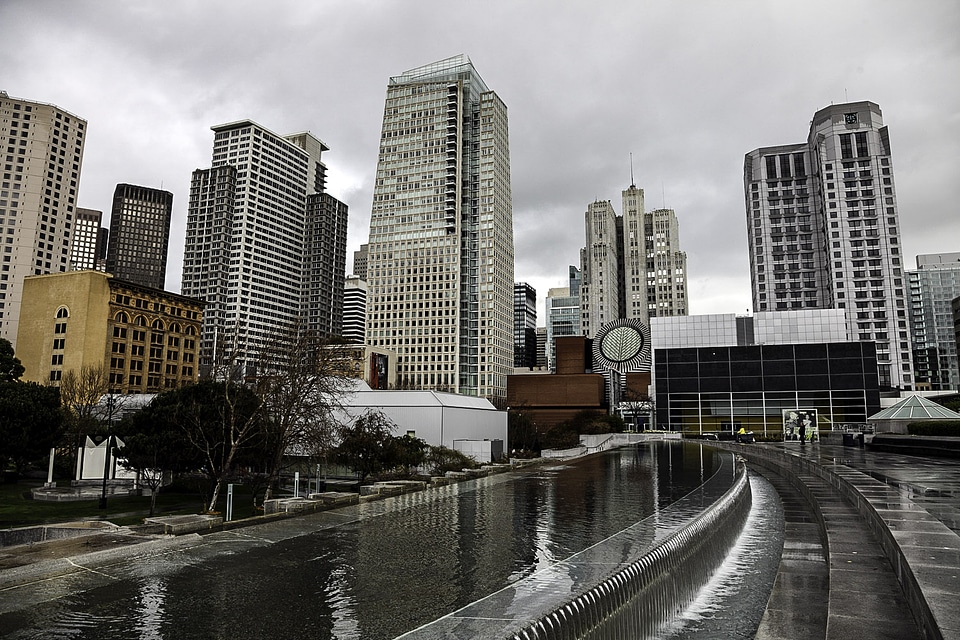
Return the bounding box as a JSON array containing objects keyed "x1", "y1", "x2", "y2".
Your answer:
[
  {"x1": 170, "y1": 322, "x2": 181, "y2": 334},
  {"x1": 55, "y1": 307, "x2": 69, "y2": 319},
  {"x1": 186, "y1": 326, "x2": 197, "y2": 336},
  {"x1": 152, "y1": 319, "x2": 165, "y2": 331},
  {"x1": 115, "y1": 312, "x2": 129, "y2": 324},
  {"x1": 135, "y1": 315, "x2": 147, "y2": 327}
]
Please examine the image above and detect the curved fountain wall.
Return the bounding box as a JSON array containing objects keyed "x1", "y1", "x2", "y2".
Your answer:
[{"x1": 511, "y1": 459, "x2": 751, "y2": 640}]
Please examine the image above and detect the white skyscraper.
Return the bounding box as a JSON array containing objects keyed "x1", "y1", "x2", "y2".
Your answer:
[
  {"x1": 181, "y1": 120, "x2": 347, "y2": 375},
  {"x1": 0, "y1": 92, "x2": 86, "y2": 348},
  {"x1": 364, "y1": 55, "x2": 514, "y2": 399},
  {"x1": 342, "y1": 276, "x2": 367, "y2": 344},
  {"x1": 745, "y1": 101, "x2": 913, "y2": 389}
]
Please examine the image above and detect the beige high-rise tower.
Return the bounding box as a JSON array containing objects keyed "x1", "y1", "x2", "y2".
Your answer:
[
  {"x1": 364, "y1": 55, "x2": 514, "y2": 399},
  {"x1": 745, "y1": 101, "x2": 913, "y2": 390},
  {"x1": 579, "y1": 183, "x2": 688, "y2": 338},
  {"x1": 0, "y1": 92, "x2": 86, "y2": 349}
]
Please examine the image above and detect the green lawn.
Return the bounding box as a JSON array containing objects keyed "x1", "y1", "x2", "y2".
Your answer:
[{"x1": 0, "y1": 480, "x2": 264, "y2": 528}]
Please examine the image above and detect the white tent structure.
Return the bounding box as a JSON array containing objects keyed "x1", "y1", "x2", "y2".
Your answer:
[
  {"x1": 338, "y1": 382, "x2": 508, "y2": 460},
  {"x1": 867, "y1": 396, "x2": 960, "y2": 434}
]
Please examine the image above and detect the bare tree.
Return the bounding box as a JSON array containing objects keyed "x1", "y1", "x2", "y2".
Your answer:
[
  {"x1": 175, "y1": 379, "x2": 262, "y2": 513},
  {"x1": 620, "y1": 384, "x2": 654, "y2": 432},
  {"x1": 254, "y1": 326, "x2": 352, "y2": 502},
  {"x1": 58, "y1": 365, "x2": 109, "y2": 477}
]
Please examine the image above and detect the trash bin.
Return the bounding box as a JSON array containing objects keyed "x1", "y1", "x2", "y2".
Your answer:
[
  {"x1": 858, "y1": 433, "x2": 865, "y2": 447},
  {"x1": 842, "y1": 433, "x2": 856, "y2": 446},
  {"x1": 741, "y1": 433, "x2": 755, "y2": 444}
]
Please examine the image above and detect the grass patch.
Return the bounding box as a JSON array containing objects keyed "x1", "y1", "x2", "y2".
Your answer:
[{"x1": 0, "y1": 480, "x2": 265, "y2": 528}]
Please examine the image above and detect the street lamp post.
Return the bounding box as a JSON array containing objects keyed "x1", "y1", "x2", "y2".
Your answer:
[{"x1": 99, "y1": 434, "x2": 114, "y2": 510}]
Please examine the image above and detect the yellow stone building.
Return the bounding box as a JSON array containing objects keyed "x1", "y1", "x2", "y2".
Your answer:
[{"x1": 18, "y1": 271, "x2": 204, "y2": 393}]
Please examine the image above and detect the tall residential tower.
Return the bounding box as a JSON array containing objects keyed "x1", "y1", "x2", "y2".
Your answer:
[
  {"x1": 0, "y1": 92, "x2": 86, "y2": 348},
  {"x1": 181, "y1": 120, "x2": 347, "y2": 375},
  {"x1": 364, "y1": 55, "x2": 514, "y2": 398},
  {"x1": 745, "y1": 101, "x2": 912, "y2": 389}
]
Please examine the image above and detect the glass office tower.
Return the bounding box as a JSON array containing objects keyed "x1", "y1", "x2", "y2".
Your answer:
[{"x1": 364, "y1": 55, "x2": 514, "y2": 399}]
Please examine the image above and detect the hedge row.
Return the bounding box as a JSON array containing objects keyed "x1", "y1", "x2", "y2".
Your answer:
[{"x1": 907, "y1": 421, "x2": 960, "y2": 437}]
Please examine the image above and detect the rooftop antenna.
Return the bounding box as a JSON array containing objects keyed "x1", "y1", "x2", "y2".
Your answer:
[
  {"x1": 661, "y1": 181, "x2": 665, "y2": 209},
  {"x1": 629, "y1": 153, "x2": 635, "y2": 187}
]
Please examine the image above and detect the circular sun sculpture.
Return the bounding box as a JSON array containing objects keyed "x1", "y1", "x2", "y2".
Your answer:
[{"x1": 592, "y1": 318, "x2": 651, "y2": 375}]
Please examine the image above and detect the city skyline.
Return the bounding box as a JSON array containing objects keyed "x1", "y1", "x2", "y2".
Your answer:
[{"x1": 3, "y1": 1, "x2": 958, "y2": 322}]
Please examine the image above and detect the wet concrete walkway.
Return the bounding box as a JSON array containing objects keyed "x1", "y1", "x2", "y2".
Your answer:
[{"x1": 725, "y1": 441, "x2": 960, "y2": 640}]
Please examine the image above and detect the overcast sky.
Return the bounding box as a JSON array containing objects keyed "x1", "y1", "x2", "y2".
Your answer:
[{"x1": 4, "y1": 0, "x2": 958, "y2": 321}]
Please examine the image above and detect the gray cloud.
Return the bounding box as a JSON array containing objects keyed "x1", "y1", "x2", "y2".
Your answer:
[{"x1": 3, "y1": 0, "x2": 957, "y2": 321}]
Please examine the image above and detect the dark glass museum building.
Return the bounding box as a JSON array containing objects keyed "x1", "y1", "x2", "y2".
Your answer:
[{"x1": 654, "y1": 341, "x2": 881, "y2": 434}]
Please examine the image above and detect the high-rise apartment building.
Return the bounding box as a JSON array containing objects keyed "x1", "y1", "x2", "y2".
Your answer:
[
  {"x1": 908, "y1": 253, "x2": 960, "y2": 391},
  {"x1": 352, "y1": 243, "x2": 368, "y2": 281},
  {"x1": 70, "y1": 207, "x2": 107, "y2": 271},
  {"x1": 342, "y1": 276, "x2": 367, "y2": 344},
  {"x1": 579, "y1": 183, "x2": 688, "y2": 337},
  {"x1": 181, "y1": 120, "x2": 347, "y2": 375},
  {"x1": 304, "y1": 186, "x2": 348, "y2": 338},
  {"x1": 364, "y1": 55, "x2": 514, "y2": 398},
  {"x1": 745, "y1": 101, "x2": 913, "y2": 389},
  {"x1": 513, "y1": 282, "x2": 537, "y2": 368},
  {"x1": 0, "y1": 92, "x2": 86, "y2": 348},
  {"x1": 106, "y1": 184, "x2": 173, "y2": 289}
]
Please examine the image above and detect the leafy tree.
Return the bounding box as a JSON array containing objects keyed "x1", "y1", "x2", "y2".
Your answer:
[
  {"x1": 539, "y1": 421, "x2": 581, "y2": 450},
  {"x1": 116, "y1": 400, "x2": 205, "y2": 516},
  {"x1": 933, "y1": 394, "x2": 960, "y2": 414},
  {"x1": 568, "y1": 410, "x2": 625, "y2": 435},
  {"x1": 0, "y1": 381, "x2": 64, "y2": 474},
  {"x1": 389, "y1": 434, "x2": 428, "y2": 477},
  {"x1": 425, "y1": 445, "x2": 478, "y2": 476},
  {"x1": 333, "y1": 410, "x2": 396, "y2": 484},
  {"x1": 0, "y1": 338, "x2": 24, "y2": 381}
]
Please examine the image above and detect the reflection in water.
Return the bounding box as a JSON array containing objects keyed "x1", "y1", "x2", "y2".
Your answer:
[
  {"x1": 134, "y1": 577, "x2": 166, "y2": 640},
  {"x1": 1, "y1": 442, "x2": 730, "y2": 640},
  {"x1": 321, "y1": 559, "x2": 359, "y2": 639}
]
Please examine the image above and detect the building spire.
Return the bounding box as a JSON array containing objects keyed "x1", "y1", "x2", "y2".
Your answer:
[{"x1": 629, "y1": 153, "x2": 635, "y2": 187}]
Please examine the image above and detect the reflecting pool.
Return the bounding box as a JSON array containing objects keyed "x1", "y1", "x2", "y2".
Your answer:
[{"x1": 1, "y1": 441, "x2": 742, "y2": 639}]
